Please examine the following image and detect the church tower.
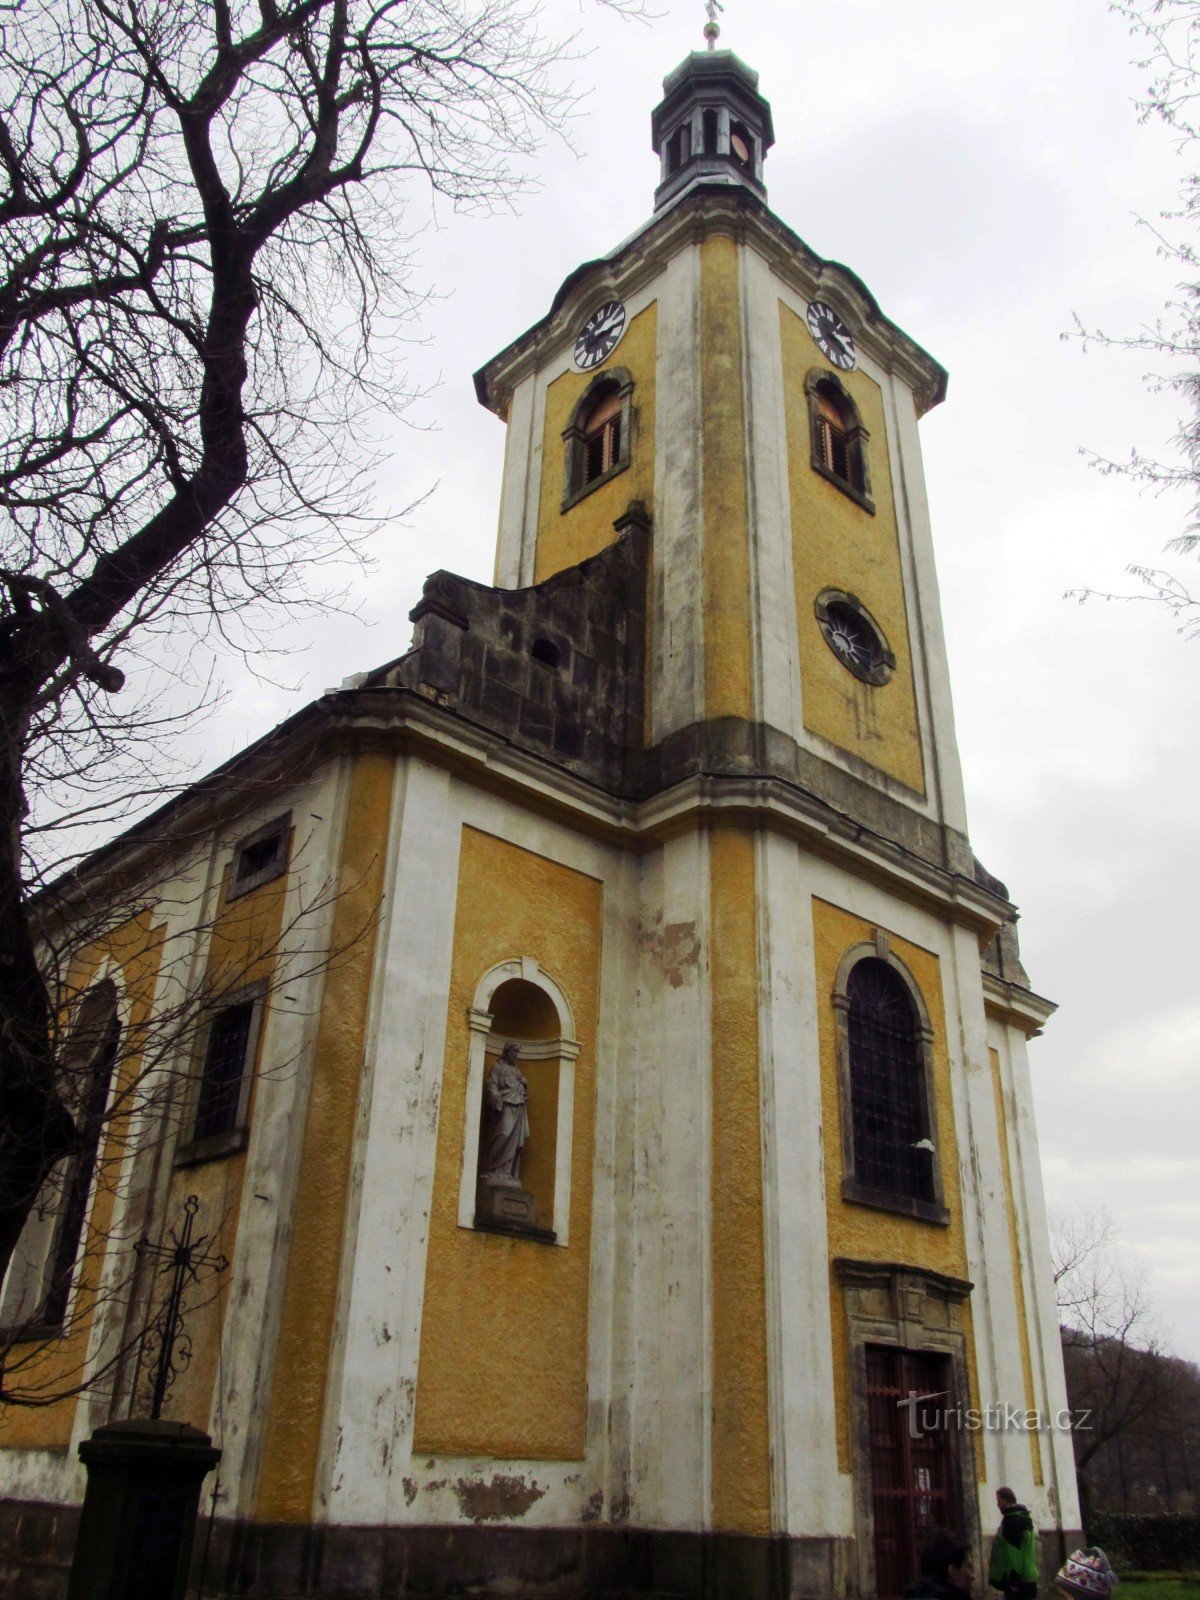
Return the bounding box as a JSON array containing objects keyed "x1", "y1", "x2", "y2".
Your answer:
[
  {"x1": 0, "y1": 41, "x2": 1080, "y2": 1600},
  {"x1": 380, "y1": 43, "x2": 1079, "y2": 1597}
]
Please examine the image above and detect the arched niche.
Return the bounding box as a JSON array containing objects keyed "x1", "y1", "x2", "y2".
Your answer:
[{"x1": 456, "y1": 957, "x2": 579, "y2": 1246}]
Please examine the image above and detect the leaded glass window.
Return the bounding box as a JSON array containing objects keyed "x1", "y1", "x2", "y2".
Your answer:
[{"x1": 846, "y1": 959, "x2": 934, "y2": 1203}]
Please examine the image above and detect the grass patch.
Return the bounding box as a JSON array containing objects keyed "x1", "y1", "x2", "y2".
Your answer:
[{"x1": 1115, "y1": 1580, "x2": 1200, "y2": 1600}]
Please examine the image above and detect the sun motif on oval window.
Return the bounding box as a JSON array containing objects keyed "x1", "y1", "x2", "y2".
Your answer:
[{"x1": 814, "y1": 591, "x2": 895, "y2": 687}]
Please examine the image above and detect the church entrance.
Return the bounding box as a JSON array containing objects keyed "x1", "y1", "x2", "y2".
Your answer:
[{"x1": 865, "y1": 1345, "x2": 961, "y2": 1600}]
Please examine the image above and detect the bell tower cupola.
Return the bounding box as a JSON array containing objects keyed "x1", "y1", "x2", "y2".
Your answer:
[{"x1": 650, "y1": 49, "x2": 775, "y2": 212}]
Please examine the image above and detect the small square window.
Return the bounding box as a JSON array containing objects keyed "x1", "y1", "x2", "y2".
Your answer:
[
  {"x1": 227, "y1": 813, "x2": 291, "y2": 901},
  {"x1": 176, "y1": 987, "x2": 265, "y2": 1166}
]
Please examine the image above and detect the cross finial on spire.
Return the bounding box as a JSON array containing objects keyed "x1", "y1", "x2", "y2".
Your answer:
[{"x1": 703, "y1": 0, "x2": 723, "y2": 50}]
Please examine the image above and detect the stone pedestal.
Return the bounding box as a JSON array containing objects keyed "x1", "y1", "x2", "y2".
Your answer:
[
  {"x1": 475, "y1": 1176, "x2": 554, "y2": 1240},
  {"x1": 68, "y1": 1417, "x2": 220, "y2": 1600}
]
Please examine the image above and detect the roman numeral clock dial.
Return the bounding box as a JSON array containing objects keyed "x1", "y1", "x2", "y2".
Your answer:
[
  {"x1": 806, "y1": 300, "x2": 857, "y2": 371},
  {"x1": 573, "y1": 300, "x2": 627, "y2": 371}
]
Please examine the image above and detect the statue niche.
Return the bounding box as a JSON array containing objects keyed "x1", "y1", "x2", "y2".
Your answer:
[
  {"x1": 462, "y1": 966, "x2": 573, "y2": 1244},
  {"x1": 475, "y1": 1041, "x2": 542, "y2": 1235}
]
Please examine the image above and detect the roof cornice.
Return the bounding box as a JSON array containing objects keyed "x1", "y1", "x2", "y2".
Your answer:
[
  {"x1": 50, "y1": 685, "x2": 1014, "y2": 949},
  {"x1": 473, "y1": 184, "x2": 949, "y2": 418}
]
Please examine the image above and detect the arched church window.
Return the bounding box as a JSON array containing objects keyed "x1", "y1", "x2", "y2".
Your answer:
[
  {"x1": 833, "y1": 943, "x2": 950, "y2": 1226},
  {"x1": 0, "y1": 980, "x2": 120, "y2": 1333},
  {"x1": 562, "y1": 368, "x2": 633, "y2": 510},
  {"x1": 846, "y1": 960, "x2": 933, "y2": 1204},
  {"x1": 806, "y1": 370, "x2": 874, "y2": 513},
  {"x1": 703, "y1": 108, "x2": 718, "y2": 155}
]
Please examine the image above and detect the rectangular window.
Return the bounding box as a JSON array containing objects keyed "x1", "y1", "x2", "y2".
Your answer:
[
  {"x1": 227, "y1": 813, "x2": 291, "y2": 901},
  {"x1": 192, "y1": 1001, "x2": 255, "y2": 1141},
  {"x1": 177, "y1": 989, "x2": 264, "y2": 1165}
]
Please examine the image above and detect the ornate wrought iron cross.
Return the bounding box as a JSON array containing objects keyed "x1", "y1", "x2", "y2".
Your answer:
[{"x1": 133, "y1": 1194, "x2": 228, "y2": 1420}]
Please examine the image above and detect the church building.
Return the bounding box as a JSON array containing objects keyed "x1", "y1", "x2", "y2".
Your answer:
[{"x1": 0, "y1": 43, "x2": 1081, "y2": 1600}]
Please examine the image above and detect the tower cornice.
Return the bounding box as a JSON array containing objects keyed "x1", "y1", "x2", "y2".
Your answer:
[{"x1": 474, "y1": 186, "x2": 948, "y2": 419}]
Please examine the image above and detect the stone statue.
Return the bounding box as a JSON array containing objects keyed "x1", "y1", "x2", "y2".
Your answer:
[{"x1": 478, "y1": 1041, "x2": 531, "y2": 1183}]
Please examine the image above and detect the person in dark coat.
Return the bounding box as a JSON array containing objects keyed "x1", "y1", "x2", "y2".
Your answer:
[
  {"x1": 989, "y1": 1485, "x2": 1039, "y2": 1598},
  {"x1": 902, "y1": 1528, "x2": 975, "y2": 1598}
]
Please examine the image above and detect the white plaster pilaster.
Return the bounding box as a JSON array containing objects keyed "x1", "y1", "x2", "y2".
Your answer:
[
  {"x1": 944, "y1": 925, "x2": 1032, "y2": 1497},
  {"x1": 218, "y1": 763, "x2": 354, "y2": 1517},
  {"x1": 652, "y1": 245, "x2": 706, "y2": 743},
  {"x1": 887, "y1": 378, "x2": 969, "y2": 834},
  {"x1": 741, "y1": 247, "x2": 804, "y2": 741},
  {"x1": 493, "y1": 374, "x2": 536, "y2": 587},
  {"x1": 996, "y1": 1021, "x2": 1082, "y2": 1530},
  {"x1": 756, "y1": 834, "x2": 845, "y2": 1537},
  {"x1": 626, "y1": 829, "x2": 711, "y2": 1528},
  {"x1": 319, "y1": 756, "x2": 462, "y2": 1525}
]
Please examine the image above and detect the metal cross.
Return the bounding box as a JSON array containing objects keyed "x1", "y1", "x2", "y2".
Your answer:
[
  {"x1": 703, "y1": 0, "x2": 724, "y2": 50},
  {"x1": 133, "y1": 1195, "x2": 228, "y2": 1420}
]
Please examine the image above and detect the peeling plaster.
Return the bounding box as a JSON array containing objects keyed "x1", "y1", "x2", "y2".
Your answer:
[{"x1": 453, "y1": 1473, "x2": 546, "y2": 1522}]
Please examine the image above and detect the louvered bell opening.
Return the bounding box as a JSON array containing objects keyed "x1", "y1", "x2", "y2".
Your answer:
[
  {"x1": 581, "y1": 386, "x2": 622, "y2": 486},
  {"x1": 585, "y1": 432, "x2": 606, "y2": 482},
  {"x1": 817, "y1": 390, "x2": 855, "y2": 487}
]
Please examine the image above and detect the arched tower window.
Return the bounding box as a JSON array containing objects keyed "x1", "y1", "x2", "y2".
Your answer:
[
  {"x1": 562, "y1": 368, "x2": 633, "y2": 510},
  {"x1": 806, "y1": 370, "x2": 874, "y2": 513},
  {"x1": 833, "y1": 942, "x2": 949, "y2": 1225},
  {"x1": 702, "y1": 107, "x2": 718, "y2": 154},
  {"x1": 666, "y1": 122, "x2": 691, "y2": 174},
  {"x1": 582, "y1": 383, "x2": 622, "y2": 484},
  {"x1": 729, "y1": 120, "x2": 755, "y2": 170}
]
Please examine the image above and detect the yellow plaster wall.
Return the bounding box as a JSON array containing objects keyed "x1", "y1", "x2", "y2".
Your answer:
[
  {"x1": 700, "y1": 235, "x2": 754, "y2": 724},
  {"x1": 708, "y1": 827, "x2": 771, "y2": 1533},
  {"x1": 779, "y1": 303, "x2": 926, "y2": 794},
  {"x1": 256, "y1": 752, "x2": 396, "y2": 1520},
  {"x1": 534, "y1": 303, "x2": 658, "y2": 583},
  {"x1": 413, "y1": 826, "x2": 602, "y2": 1460},
  {"x1": 811, "y1": 898, "x2": 980, "y2": 1475},
  {"x1": 989, "y1": 1047, "x2": 1044, "y2": 1486},
  {"x1": 0, "y1": 914, "x2": 164, "y2": 1448}
]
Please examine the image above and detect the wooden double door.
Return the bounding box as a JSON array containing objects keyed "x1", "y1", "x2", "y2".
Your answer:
[{"x1": 865, "y1": 1344, "x2": 962, "y2": 1600}]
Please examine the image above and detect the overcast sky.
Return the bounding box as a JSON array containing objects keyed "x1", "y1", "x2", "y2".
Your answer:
[{"x1": 194, "y1": 1, "x2": 1200, "y2": 1359}]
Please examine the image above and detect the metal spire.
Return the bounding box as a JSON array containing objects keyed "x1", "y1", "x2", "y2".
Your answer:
[{"x1": 703, "y1": 0, "x2": 723, "y2": 50}]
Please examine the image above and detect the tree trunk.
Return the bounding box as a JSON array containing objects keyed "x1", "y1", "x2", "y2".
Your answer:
[{"x1": 0, "y1": 718, "x2": 75, "y2": 1288}]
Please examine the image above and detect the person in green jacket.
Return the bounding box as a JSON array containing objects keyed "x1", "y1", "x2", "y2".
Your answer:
[{"x1": 989, "y1": 1486, "x2": 1040, "y2": 1599}]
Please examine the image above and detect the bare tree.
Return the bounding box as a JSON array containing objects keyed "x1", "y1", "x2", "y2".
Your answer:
[
  {"x1": 1068, "y1": 0, "x2": 1200, "y2": 634},
  {"x1": 1051, "y1": 1206, "x2": 1173, "y2": 1525},
  {"x1": 0, "y1": 0, "x2": 634, "y2": 1302}
]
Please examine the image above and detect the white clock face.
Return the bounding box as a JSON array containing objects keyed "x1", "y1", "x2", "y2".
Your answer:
[
  {"x1": 806, "y1": 300, "x2": 856, "y2": 371},
  {"x1": 573, "y1": 300, "x2": 627, "y2": 371}
]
